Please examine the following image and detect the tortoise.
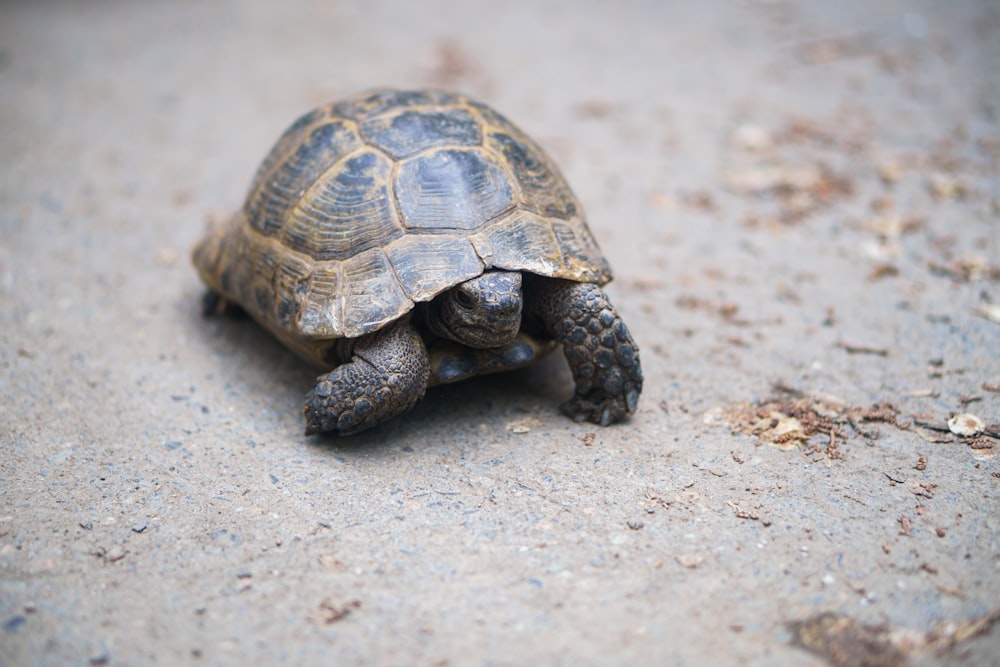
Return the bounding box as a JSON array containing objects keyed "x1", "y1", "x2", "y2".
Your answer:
[{"x1": 192, "y1": 89, "x2": 643, "y2": 435}]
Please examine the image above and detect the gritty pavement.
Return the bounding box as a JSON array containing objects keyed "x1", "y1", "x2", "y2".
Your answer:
[{"x1": 1, "y1": 1, "x2": 999, "y2": 665}]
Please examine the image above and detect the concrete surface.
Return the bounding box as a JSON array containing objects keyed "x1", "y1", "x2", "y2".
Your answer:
[{"x1": 2, "y1": 1, "x2": 999, "y2": 665}]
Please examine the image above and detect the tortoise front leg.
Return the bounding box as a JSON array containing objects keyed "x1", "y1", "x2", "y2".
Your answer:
[
  {"x1": 526, "y1": 279, "x2": 643, "y2": 425},
  {"x1": 303, "y1": 319, "x2": 430, "y2": 435}
]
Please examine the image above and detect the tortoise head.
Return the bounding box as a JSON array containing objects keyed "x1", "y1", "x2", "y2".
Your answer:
[{"x1": 435, "y1": 270, "x2": 523, "y2": 349}]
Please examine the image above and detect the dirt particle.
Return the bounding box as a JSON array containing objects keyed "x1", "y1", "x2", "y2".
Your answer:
[
  {"x1": 427, "y1": 40, "x2": 483, "y2": 89},
  {"x1": 868, "y1": 263, "x2": 899, "y2": 280},
  {"x1": 154, "y1": 247, "x2": 178, "y2": 268},
  {"x1": 973, "y1": 303, "x2": 1000, "y2": 324},
  {"x1": 574, "y1": 99, "x2": 615, "y2": 119},
  {"x1": 680, "y1": 189, "x2": 716, "y2": 212},
  {"x1": 674, "y1": 553, "x2": 704, "y2": 569},
  {"x1": 878, "y1": 159, "x2": 902, "y2": 184},
  {"x1": 927, "y1": 172, "x2": 966, "y2": 200},
  {"x1": 791, "y1": 609, "x2": 1000, "y2": 665},
  {"x1": 727, "y1": 501, "x2": 760, "y2": 522},
  {"x1": 313, "y1": 598, "x2": 361, "y2": 624},
  {"x1": 789, "y1": 613, "x2": 907, "y2": 667},
  {"x1": 506, "y1": 417, "x2": 543, "y2": 434}
]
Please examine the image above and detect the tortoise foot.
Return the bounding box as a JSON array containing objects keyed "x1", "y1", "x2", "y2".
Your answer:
[
  {"x1": 528, "y1": 279, "x2": 643, "y2": 426},
  {"x1": 303, "y1": 320, "x2": 430, "y2": 436}
]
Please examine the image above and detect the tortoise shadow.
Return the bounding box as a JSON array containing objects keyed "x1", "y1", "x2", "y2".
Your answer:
[
  {"x1": 185, "y1": 287, "x2": 573, "y2": 457},
  {"x1": 186, "y1": 288, "x2": 317, "y2": 407},
  {"x1": 308, "y1": 352, "x2": 573, "y2": 458}
]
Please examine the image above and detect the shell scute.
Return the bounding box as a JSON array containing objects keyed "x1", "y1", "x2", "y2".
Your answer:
[
  {"x1": 281, "y1": 149, "x2": 401, "y2": 261},
  {"x1": 395, "y1": 148, "x2": 515, "y2": 232},
  {"x1": 245, "y1": 119, "x2": 362, "y2": 236},
  {"x1": 361, "y1": 107, "x2": 482, "y2": 159}
]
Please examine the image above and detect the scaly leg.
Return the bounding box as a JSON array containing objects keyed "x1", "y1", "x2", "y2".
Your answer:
[
  {"x1": 303, "y1": 319, "x2": 430, "y2": 435},
  {"x1": 526, "y1": 279, "x2": 642, "y2": 425}
]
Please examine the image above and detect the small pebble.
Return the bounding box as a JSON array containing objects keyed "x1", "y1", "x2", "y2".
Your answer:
[
  {"x1": 947, "y1": 413, "x2": 984, "y2": 437},
  {"x1": 104, "y1": 546, "x2": 127, "y2": 562}
]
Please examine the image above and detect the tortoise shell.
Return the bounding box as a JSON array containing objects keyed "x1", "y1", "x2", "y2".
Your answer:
[{"x1": 193, "y1": 89, "x2": 611, "y2": 363}]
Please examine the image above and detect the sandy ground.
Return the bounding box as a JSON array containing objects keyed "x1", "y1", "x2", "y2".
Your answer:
[{"x1": 2, "y1": 1, "x2": 999, "y2": 665}]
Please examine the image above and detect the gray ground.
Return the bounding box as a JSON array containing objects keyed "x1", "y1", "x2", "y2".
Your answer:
[{"x1": 2, "y1": 1, "x2": 999, "y2": 665}]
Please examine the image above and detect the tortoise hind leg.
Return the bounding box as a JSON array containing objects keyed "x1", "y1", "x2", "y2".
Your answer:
[
  {"x1": 201, "y1": 289, "x2": 245, "y2": 317},
  {"x1": 304, "y1": 319, "x2": 430, "y2": 436},
  {"x1": 526, "y1": 279, "x2": 643, "y2": 425}
]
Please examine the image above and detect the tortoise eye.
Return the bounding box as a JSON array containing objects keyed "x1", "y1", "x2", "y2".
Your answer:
[{"x1": 454, "y1": 290, "x2": 475, "y2": 310}]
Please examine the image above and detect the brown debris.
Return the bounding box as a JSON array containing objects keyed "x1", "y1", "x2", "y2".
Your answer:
[
  {"x1": 904, "y1": 479, "x2": 937, "y2": 499},
  {"x1": 793, "y1": 30, "x2": 877, "y2": 65},
  {"x1": 722, "y1": 161, "x2": 853, "y2": 223},
  {"x1": 313, "y1": 598, "x2": 361, "y2": 624},
  {"x1": 790, "y1": 613, "x2": 907, "y2": 667},
  {"x1": 928, "y1": 256, "x2": 1000, "y2": 283},
  {"x1": 573, "y1": 99, "x2": 616, "y2": 119},
  {"x1": 790, "y1": 609, "x2": 1000, "y2": 665},
  {"x1": 726, "y1": 501, "x2": 771, "y2": 526},
  {"x1": 927, "y1": 172, "x2": 967, "y2": 200},
  {"x1": 727, "y1": 501, "x2": 759, "y2": 521},
  {"x1": 868, "y1": 263, "x2": 900, "y2": 281},
  {"x1": 427, "y1": 40, "x2": 486, "y2": 90},
  {"x1": 724, "y1": 403, "x2": 838, "y2": 454},
  {"x1": 680, "y1": 189, "x2": 717, "y2": 212},
  {"x1": 856, "y1": 403, "x2": 903, "y2": 428}
]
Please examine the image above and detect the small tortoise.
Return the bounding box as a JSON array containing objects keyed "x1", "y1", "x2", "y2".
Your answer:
[{"x1": 193, "y1": 89, "x2": 642, "y2": 435}]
